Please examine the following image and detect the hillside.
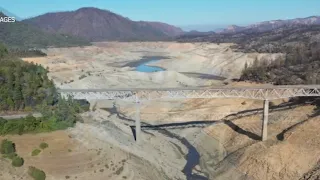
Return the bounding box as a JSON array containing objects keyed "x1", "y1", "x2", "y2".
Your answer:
[
  {"x1": 0, "y1": 12, "x2": 90, "y2": 49},
  {"x1": 23, "y1": 7, "x2": 184, "y2": 41},
  {"x1": 222, "y1": 16, "x2": 320, "y2": 34},
  {"x1": 178, "y1": 24, "x2": 320, "y2": 53},
  {"x1": 141, "y1": 21, "x2": 184, "y2": 36},
  {"x1": 177, "y1": 22, "x2": 320, "y2": 86},
  {"x1": 177, "y1": 17, "x2": 320, "y2": 85},
  {"x1": 177, "y1": 16, "x2": 320, "y2": 54}
]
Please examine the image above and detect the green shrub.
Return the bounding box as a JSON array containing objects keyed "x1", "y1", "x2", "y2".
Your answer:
[
  {"x1": 1, "y1": 139, "x2": 15, "y2": 154},
  {"x1": 32, "y1": 149, "x2": 41, "y2": 156},
  {"x1": 12, "y1": 156, "x2": 24, "y2": 167},
  {"x1": 28, "y1": 166, "x2": 46, "y2": 180},
  {"x1": 39, "y1": 142, "x2": 48, "y2": 150},
  {"x1": 0, "y1": 118, "x2": 8, "y2": 133},
  {"x1": 3, "y1": 152, "x2": 17, "y2": 159}
]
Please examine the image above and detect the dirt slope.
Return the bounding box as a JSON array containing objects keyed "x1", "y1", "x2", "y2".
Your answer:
[{"x1": 204, "y1": 105, "x2": 320, "y2": 180}]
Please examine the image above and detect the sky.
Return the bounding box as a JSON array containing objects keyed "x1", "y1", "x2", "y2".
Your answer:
[{"x1": 1, "y1": 0, "x2": 320, "y2": 30}]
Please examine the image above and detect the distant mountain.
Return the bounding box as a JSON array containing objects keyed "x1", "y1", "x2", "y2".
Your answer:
[
  {"x1": 23, "y1": 7, "x2": 184, "y2": 41},
  {"x1": 223, "y1": 25, "x2": 245, "y2": 33},
  {"x1": 177, "y1": 22, "x2": 320, "y2": 55},
  {"x1": 0, "y1": 12, "x2": 90, "y2": 49},
  {"x1": 141, "y1": 21, "x2": 184, "y2": 36},
  {"x1": 0, "y1": 7, "x2": 22, "y2": 20},
  {"x1": 180, "y1": 24, "x2": 228, "y2": 32},
  {"x1": 179, "y1": 30, "x2": 215, "y2": 38},
  {"x1": 221, "y1": 16, "x2": 320, "y2": 33},
  {"x1": 177, "y1": 15, "x2": 320, "y2": 48}
]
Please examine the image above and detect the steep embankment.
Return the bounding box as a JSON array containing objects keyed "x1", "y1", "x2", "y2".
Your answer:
[{"x1": 200, "y1": 98, "x2": 320, "y2": 180}]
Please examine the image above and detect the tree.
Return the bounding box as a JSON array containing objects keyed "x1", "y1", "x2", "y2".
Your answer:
[
  {"x1": 1, "y1": 139, "x2": 15, "y2": 154},
  {"x1": 2, "y1": 122, "x2": 20, "y2": 134},
  {"x1": 24, "y1": 115, "x2": 39, "y2": 131},
  {"x1": 0, "y1": 118, "x2": 8, "y2": 132},
  {"x1": 0, "y1": 43, "x2": 8, "y2": 58},
  {"x1": 12, "y1": 156, "x2": 24, "y2": 167},
  {"x1": 13, "y1": 83, "x2": 23, "y2": 110},
  {"x1": 28, "y1": 166, "x2": 46, "y2": 180},
  {"x1": 6, "y1": 70, "x2": 14, "y2": 92},
  {"x1": 39, "y1": 142, "x2": 48, "y2": 149},
  {"x1": 6, "y1": 97, "x2": 14, "y2": 111}
]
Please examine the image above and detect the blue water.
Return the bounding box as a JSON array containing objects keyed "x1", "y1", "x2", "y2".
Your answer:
[{"x1": 135, "y1": 59, "x2": 165, "y2": 72}]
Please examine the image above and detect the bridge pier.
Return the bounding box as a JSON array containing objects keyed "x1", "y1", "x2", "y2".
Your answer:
[
  {"x1": 261, "y1": 99, "x2": 269, "y2": 141},
  {"x1": 135, "y1": 100, "x2": 141, "y2": 143}
]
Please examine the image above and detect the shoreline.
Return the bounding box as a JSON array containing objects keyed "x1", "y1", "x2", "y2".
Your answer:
[{"x1": 123, "y1": 56, "x2": 170, "y2": 68}]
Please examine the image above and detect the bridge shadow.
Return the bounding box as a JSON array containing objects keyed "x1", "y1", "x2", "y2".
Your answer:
[
  {"x1": 101, "y1": 100, "x2": 317, "y2": 179},
  {"x1": 276, "y1": 106, "x2": 320, "y2": 141},
  {"x1": 102, "y1": 100, "x2": 310, "y2": 141},
  {"x1": 131, "y1": 127, "x2": 137, "y2": 141},
  {"x1": 276, "y1": 97, "x2": 320, "y2": 141},
  {"x1": 224, "y1": 120, "x2": 261, "y2": 140}
]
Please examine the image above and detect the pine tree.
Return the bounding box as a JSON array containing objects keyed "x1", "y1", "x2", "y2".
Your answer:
[
  {"x1": 6, "y1": 98, "x2": 14, "y2": 111},
  {"x1": 0, "y1": 43, "x2": 8, "y2": 58}
]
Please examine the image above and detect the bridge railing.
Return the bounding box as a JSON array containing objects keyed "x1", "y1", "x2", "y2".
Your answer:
[{"x1": 58, "y1": 85, "x2": 320, "y2": 101}]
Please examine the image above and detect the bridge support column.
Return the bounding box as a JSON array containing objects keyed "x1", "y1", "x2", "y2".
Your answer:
[
  {"x1": 135, "y1": 101, "x2": 141, "y2": 143},
  {"x1": 261, "y1": 99, "x2": 269, "y2": 141}
]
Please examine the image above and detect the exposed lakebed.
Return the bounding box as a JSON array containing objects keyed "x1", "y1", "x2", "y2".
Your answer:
[{"x1": 124, "y1": 56, "x2": 226, "y2": 81}]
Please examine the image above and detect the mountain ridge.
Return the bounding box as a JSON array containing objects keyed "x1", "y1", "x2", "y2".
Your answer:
[
  {"x1": 0, "y1": 12, "x2": 90, "y2": 48},
  {"x1": 23, "y1": 7, "x2": 184, "y2": 41},
  {"x1": 221, "y1": 16, "x2": 320, "y2": 33}
]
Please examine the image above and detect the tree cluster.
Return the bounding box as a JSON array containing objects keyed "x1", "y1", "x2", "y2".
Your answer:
[
  {"x1": 1, "y1": 139, "x2": 24, "y2": 167},
  {"x1": 241, "y1": 42, "x2": 320, "y2": 85},
  {"x1": 0, "y1": 43, "x2": 88, "y2": 135}
]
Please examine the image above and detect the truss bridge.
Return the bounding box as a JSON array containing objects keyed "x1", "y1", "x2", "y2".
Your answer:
[{"x1": 58, "y1": 85, "x2": 320, "y2": 142}]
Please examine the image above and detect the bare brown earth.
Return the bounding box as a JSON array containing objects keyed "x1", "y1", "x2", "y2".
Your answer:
[
  {"x1": 0, "y1": 130, "x2": 168, "y2": 180},
  {"x1": 6, "y1": 42, "x2": 316, "y2": 180},
  {"x1": 300, "y1": 161, "x2": 320, "y2": 180},
  {"x1": 203, "y1": 104, "x2": 320, "y2": 180}
]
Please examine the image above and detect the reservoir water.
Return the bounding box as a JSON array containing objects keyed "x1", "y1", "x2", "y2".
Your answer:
[
  {"x1": 124, "y1": 56, "x2": 166, "y2": 72},
  {"x1": 135, "y1": 59, "x2": 165, "y2": 72}
]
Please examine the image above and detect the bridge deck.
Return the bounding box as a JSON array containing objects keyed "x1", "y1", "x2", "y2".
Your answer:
[
  {"x1": 58, "y1": 85, "x2": 320, "y2": 101},
  {"x1": 58, "y1": 85, "x2": 320, "y2": 92}
]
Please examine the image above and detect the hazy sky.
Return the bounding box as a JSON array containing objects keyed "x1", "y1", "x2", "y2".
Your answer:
[{"x1": 1, "y1": 0, "x2": 320, "y2": 27}]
